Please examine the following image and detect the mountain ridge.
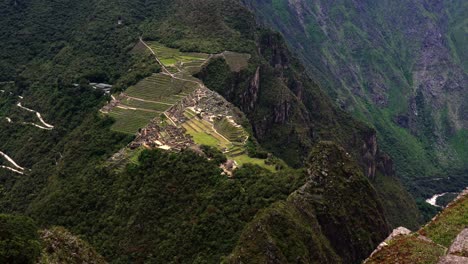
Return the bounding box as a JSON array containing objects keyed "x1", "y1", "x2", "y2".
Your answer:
[
  {"x1": 241, "y1": 0, "x2": 468, "y2": 193},
  {"x1": 2, "y1": 0, "x2": 463, "y2": 263}
]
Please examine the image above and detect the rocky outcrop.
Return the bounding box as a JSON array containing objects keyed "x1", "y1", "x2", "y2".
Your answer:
[
  {"x1": 39, "y1": 227, "x2": 107, "y2": 264},
  {"x1": 447, "y1": 228, "x2": 468, "y2": 257},
  {"x1": 241, "y1": 66, "x2": 260, "y2": 113},
  {"x1": 365, "y1": 188, "x2": 468, "y2": 263},
  {"x1": 438, "y1": 254, "x2": 468, "y2": 264},
  {"x1": 227, "y1": 142, "x2": 390, "y2": 264}
]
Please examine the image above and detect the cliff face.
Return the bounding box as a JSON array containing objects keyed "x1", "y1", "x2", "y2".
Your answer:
[
  {"x1": 227, "y1": 142, "x2": 390, "y2": 264},
  {"x1": 199, "y1": 28, "x2": 421, "y2": 229},
  {"x1": 200, "y1": 30, "x2": 384, "y2": 173},
  {"x1": 242, "y1": 0, "x2": 468, "y2": 182},
  {"x1": 0, "y1": 0, "x2": 423, "y2": 262}
]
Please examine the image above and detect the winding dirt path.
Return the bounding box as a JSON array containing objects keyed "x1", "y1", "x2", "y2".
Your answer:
[
  {"x1": 124, "y1": 95, "x2": 173, "y2": 106},
  {"x1": 17, "y1": 102, "x2": 54, "y2": 129},
  {"x1": 139, "y1": 37, "x2": 172, "y2": 76},
  {"x1": 0, "y1": 150, "x2": 25, "y2": 171},
  {"x1": 116, "y1": 105, "x2": 160, "y2": 113},
  {"x1": 22, "y1": 122, "x2": 53, "y2": 130},
  {"x1": 0, "y1": 165, "x2": 24, "y2": 175}
]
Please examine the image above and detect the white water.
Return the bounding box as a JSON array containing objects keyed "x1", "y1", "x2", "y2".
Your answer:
[{"x1": 426, "y1": 193, "x2": 447, "y2": 207}]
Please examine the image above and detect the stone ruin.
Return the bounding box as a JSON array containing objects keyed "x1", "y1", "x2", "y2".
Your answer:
[
  {"x1": 167, "y1": 87, "x2": 243, "y2": 126},
  {"x1": 131, "y1": 118, "x2": 194, "y2": 151}
]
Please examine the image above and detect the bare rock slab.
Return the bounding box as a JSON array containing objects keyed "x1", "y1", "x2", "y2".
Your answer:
[
  {"x1": 438, "y1": 254, "x2": 468, "y2": 264},
  {"x1": 448, "y1": 228, "x2": 468, "y2": 257}
]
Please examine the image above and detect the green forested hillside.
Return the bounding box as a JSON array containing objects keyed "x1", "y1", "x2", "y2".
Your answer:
[
  {"x1": 227, "y1": 142, "x2": 390, "y2": 264},
  {"x1": 0, "y1": 0, "x2": 426, "y2": 263},
  {"x1": 242, "y1": 0, "x2": 468, "y2": 197}
]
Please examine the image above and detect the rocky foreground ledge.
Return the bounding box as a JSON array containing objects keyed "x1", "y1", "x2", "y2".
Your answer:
[{"x1": 365, "y1": 188, "x2": 468, "y2": 264}]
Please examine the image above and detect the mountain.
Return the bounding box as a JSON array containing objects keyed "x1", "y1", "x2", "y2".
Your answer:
[
  {"x1": 227, "y1": 142, "x2": 390, "y2": 263},
  {"x1": 241, "y1": 0, "x2": 468, "y2": 196},
  {"x1": 0, "y1": 0, "x2": 461, "y2": 263}
]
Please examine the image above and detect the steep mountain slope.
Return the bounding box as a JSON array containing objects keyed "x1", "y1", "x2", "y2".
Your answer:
[
  {"x1": 365, "y1": 188, "x2": 468, "y2": 264},
  {"x1": 198, "y1": 29, "x2": 421, "y2": 229},
  {"x1": 0, "y1": 0, "x2": 423, "y2": 262},
  {"x1": 242, "y1": 0, "x2": 468, "y2": 192},
  {"x1": 0, "y1": 214, "x2": 106, "y2": 264},
  {"x1": 227, "y1": 142, "x2": 390, "y2": 263}
]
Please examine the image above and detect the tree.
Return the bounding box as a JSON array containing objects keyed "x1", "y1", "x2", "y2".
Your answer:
[{"x1": 0, "y1": 214, "x2": 41, "y2": 264}]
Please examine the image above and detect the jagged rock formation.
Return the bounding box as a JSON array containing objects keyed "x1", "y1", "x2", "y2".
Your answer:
[
  {"x1": 447, "y1": 229, "x2": 468, "y2": 257},
  {"x1": 227, "y1": 142, "x2": 390, "y2": 263},
  {"x1": 39, "y1": 227, "x2": 107, "y2": 264}
]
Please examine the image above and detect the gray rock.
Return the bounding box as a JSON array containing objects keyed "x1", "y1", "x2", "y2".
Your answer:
[
  {"x1": 438, "y1": 254, "x2": 468, "y2": 264},
  {"x1": 448, "y1": 228, "x2": 468, "y2": 256}
]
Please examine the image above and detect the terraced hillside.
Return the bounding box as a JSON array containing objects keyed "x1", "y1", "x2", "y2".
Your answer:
[
  {"x1": 149, "y1": 42, "x2": 210, "y2": 75},
  {"x1": 103, "y1": 40, "x2": 274, "y2": 170},
  {"x1": 103, "y1": 42, "x2": 209, "y2": 134},
  {"x1": 180, "y1": 107, "x2": 273, "y2": 170},
  {"x1": 214, "y1": 117, "x2": 248, "y2": 143}
]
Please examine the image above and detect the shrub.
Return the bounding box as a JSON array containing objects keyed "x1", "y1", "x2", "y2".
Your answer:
[{"x1": 0, "y1": 214, "x2": 41, "y2": 264}]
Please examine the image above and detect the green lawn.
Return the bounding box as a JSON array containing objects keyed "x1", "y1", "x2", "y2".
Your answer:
[
  {"x1": 160, "y1": 58, "x2": 178, "y2": 66},
  {"x1": 183, "y1": 123, "x2": 220, "y2": 147},
  {"x1": 182, "y1": 113, "x2": 275, "y2": 171},
  {"x1": 148, "y1": 42, "x2": 209, "y2": 68},
  {"x1": 222, "y1": 51, "x2": 251, "y2": 72},
  {"x1": 231, "y1": 154, "x2": 276, "y2": 172}
]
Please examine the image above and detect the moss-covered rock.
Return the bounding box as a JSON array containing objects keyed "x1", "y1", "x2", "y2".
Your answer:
[{"x1": 39, "y1": 226, "x2": 107, "y2": 264}]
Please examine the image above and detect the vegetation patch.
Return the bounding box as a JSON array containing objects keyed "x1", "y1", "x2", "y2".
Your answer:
[
  {"x1": 221, "y1": 51, "x2": 251, "y2": 72},
  {"x1": 0, "y1": 214, "x2": 41, "y2": 264},
  {"x1": 39, "y1": 227, "x2": 106, "y2": 264},
  {"x1": 419, "y1": 194, "x2": 468, "y2": 247},
  {"x1": 148, "y1": 42, "x2": 209, "y2": 67},
  {"x1": 108, "y1": 108, "x2": 158, "y2": 135},
  {"x1": 365, "y1": 235, "x2": 446, "y2": 264}
]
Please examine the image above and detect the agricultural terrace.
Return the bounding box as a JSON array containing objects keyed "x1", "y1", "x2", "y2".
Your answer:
[
  {"x1": 221, "y1": 51, "x2": 251, "y2": 72},
  {"x1": 106, "y1": 43, "x2": 210, "y2": 134},
  {"x1": 181, "y1": 109, "x2": 275, "y2": 171},
  {"x1": 147, "y1": 42, "x2": 210, "y2": 75},
  {"x1": 105, "y1": 41, "x2": 275, "y2": 171}
]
